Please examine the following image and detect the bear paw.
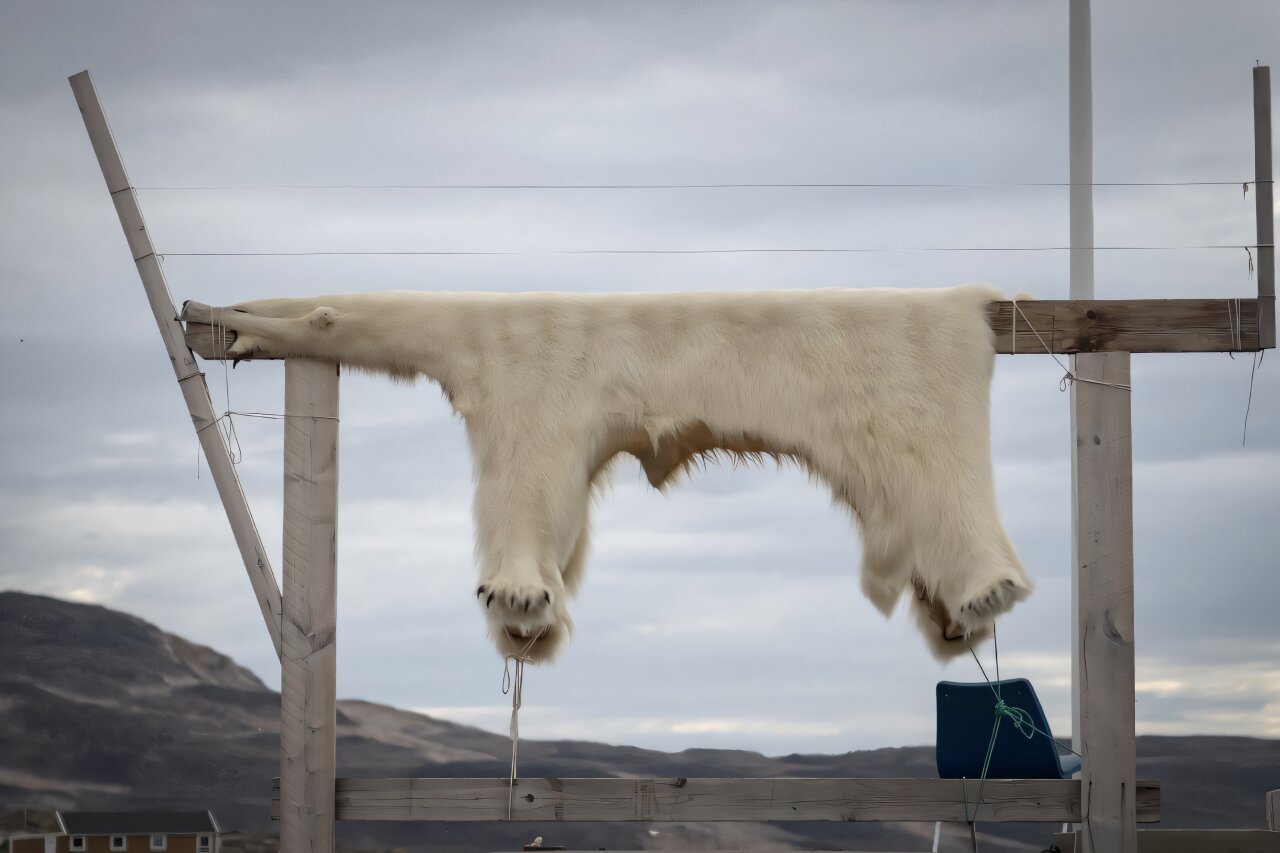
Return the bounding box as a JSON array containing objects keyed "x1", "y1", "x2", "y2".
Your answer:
[{"x1": 477, "y1": 580, "x2": 566, "y2": 662}]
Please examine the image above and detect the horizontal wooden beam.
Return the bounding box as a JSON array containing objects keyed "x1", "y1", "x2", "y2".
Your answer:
[
  {"x1": 184, "y1": 298, "x2": 1264, "y2": 361},
  {"x1": 1053, "y1": 829, "x2": 1280, "y2": 853},
  {"x1": 270, "y1": 777, "x2": 1161, "y2": 823},
  {"x1": 986, "y1": 298, "x2": 1261, "y2": 354}
]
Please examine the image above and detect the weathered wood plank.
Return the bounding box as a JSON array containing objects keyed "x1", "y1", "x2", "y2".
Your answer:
[
  {"x1": 278, "y1": 360, "x2": 340, "y2": 853},
  {"x1": 183, "y1": 298, "x2": 1266, "y2": 362},
  {"x1": 270, "y1": 777, "x2": 1160, "y2": 823},
  {"x1": 1053, "y1": 829, "x2": 1280, "y2": 853},
  {"x1": 988, "y1": 298, "x2": 1261, "y2": 353},
  {"x1": 70, "y1": 70, "x2": 284, "y2": 659},
  {"x1": 1071, "y1": 351, "x2": 1137, "y2": 852},
  {"x1": 1255, "y1": 66, "x2": 1275, "y2": 350}
]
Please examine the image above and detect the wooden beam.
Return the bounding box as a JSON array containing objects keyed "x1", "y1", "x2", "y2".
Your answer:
[
  {"x1": 270, "y1": 777, "x2": 1161, "y2": 824},
  {"x1": 1071, "y1": 352, "x2": 1137, "y2": 852},
  {"x1": 68, "y1": 70, "x2": 284, "y2": 659},
  {"x1": 180, "y1": 298, "x2": 1266, "y2": 363},
  {"x1": 1256, "y1": 66, "x2": 1275, "y2": 350},
  {"x1": 987, "y1": 298, "x2": 1261, "y2": 353},
  {"x1": 1054, "y1": 829, "x2": 1280, "y2": 853},
  {"x1": 278, "y1": 360, "x2": 340, "y2": 853}
]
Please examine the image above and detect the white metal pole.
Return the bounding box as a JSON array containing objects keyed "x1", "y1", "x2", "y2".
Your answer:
[
  {"x1": 1068, "y1": 0, "x2": 1093, "y2": 765},
  {"x1": 1069, "y1": 0, "x2": 1095, "y2": 302},
  {"x1": 68, "y1": 70, "x2": 284, "y2": 659}
]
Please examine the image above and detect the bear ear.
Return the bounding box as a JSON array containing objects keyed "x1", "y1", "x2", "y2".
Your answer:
[{"x1": 307, "y1": 307, "x2": 339, "y2": 328}]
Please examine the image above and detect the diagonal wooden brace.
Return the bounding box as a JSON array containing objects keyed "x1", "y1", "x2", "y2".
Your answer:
[{"x1": 69, "y1": 70, "x2": 284, "y2": 660}]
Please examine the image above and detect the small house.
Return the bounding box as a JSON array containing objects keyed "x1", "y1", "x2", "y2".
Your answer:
[
  {"x1": 3, "y1": 832, "x2": 61, "y2": 853},
  {"x1": 7, "y1": 813, "x2": 221, "y2": 853}
]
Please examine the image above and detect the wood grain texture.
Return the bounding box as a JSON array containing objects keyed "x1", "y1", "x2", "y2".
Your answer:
[
  {"x1": 183, "y1": 298, "x2": 1266, "y2": 363},
  {"x1": 1256, "y1": 66, "x2": 1275, "y2": 350},
  {"x1": 279, "y1": 360, "x2": 340, "y2": 853},
  {"x1": 270, "y1": 777, "x2": 1160, "y2": 824},
  {"x1": 1070, "y1": 352, "x2": 1137, "y2": 853},
  {"x1": 1053, "y1": 829, "x2": 1280, "y2": 853},
  {"x1": 987, "y1": 299, "x2": 1262, "y2": 353},
  {"x1": 69, "y1": 70, "x2": 283, "y2": 658}
]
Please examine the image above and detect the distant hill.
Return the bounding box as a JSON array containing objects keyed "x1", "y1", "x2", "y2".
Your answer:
[{"x1": 2, "y1": 591, "x2": 1276, "y2": 852}]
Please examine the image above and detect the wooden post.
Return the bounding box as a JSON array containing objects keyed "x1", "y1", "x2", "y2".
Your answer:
[
  {"x1": 279, "y1": 360, "x2": 339, "y2": 853},
  {"x1": 1071, "y1": 353, "x2": 1137, "y2": 853},
  {"x1": 67, "y1": 70, "x2": 284, "y2": 659},
  {"x1": 1068, "y1": 4, "x2": 1138, "y2": 849},
  {"x1": 1256, "y1": 65, "x2": 1275, "y2": 350}
]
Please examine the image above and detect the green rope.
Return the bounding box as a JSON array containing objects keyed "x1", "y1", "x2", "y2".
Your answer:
[
  {"x1": 962, "y1": 624, "x2": 1085, "y2": 839},
  {"x1": 994, "y1": 699, "x2": 1038, "y2": 740}
]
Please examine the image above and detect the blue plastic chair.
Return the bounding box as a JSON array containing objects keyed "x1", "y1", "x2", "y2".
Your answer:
[{"x1": 936, "y1": 678, "x2": 1081, "y2": 779}]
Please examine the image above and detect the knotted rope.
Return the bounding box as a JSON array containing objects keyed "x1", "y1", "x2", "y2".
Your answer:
[
  {"x1": 961, "y1": 624, "x2": 1085, "y2": 852},
  {"x1": 991, "y1": 698, "x2": 1037, "y2": 740},
  {"x1": 502, "y1": 628, "x2": 545, "y2": 820},
  {"x1": 1009, "y1": 299, "x2": 1132, "y2": 392}
]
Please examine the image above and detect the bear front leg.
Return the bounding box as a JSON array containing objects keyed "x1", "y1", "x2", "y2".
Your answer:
[
  {"x1": 468, "y1": 417, "x2": 599, "y2": 662},
  {"x1": 180, "y1": 299, "x2": 339, "y2": 361},
  {"x1": 909, "y1": 520, "x2": 1032, "y2": 660}
]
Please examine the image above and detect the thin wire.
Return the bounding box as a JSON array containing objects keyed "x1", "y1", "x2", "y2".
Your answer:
[
  {"x1": 157, "y1": 244, "x2": 1265, "y2": 258},
  {"x1": 134, "y1": 180, "x2": 1256, "y2": 190},
  {"x1": 1243, "y1": 350, "x2": 1264, "y2": 446}
]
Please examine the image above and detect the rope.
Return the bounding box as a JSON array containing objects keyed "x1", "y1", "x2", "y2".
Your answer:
[
  {"x1": 1009, "y1": 299, "x2": 1133, "y2": 392},
  {"x1": 502, "y1": 629, "x2": 545, "y2": 820},
  {"x1": 1227, "y1": 298, "x2": 1244, "y2": 351},
  {"x1": 962, "y1": 625, "x2": 1085, "y2": 852}
]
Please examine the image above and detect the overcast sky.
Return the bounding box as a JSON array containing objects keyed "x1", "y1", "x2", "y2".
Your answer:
[{"x1": 2, "y1": 1, "x2": 1277, "y2": 756}]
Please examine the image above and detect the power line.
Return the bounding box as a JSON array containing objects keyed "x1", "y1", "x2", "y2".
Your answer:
[
  {"x1": 158, "y1": 244, "x2": 1265, "y2": 258},
  {"x1": 135, "y1": 180, "x2": 1258, "y2": 191}
]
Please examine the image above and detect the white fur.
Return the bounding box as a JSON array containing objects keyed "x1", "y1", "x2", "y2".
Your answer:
[{"x1": 182, "y1": 285, "x2": 1031, "y2": 662}]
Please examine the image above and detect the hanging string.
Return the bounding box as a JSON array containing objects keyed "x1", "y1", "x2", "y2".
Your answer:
[
  {"x1": 186, "y1": 306, "x2": 348, "y2": 472},
  {"x1": 1243, "y1": 351, "x2": 1265, "y2": 446},
  {"x1": 1227, "y1": 299, "x2": 1243, "y2": 352},
  {"x1": 502, "y1": 629, "x2": 545, "y2": 820},
  {"x1": 962, "y1": 625, "x2": 1085, "y2": 852},
  {"x1": 193, "y1": 310, "x2": 243, "y2": 473},
  {"x1": 215, "y1": 309, "x2": 244, "y2": 464}
]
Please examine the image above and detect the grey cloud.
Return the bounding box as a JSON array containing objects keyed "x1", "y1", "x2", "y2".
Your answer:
[{"x1": 2, "y1": 0, "x2": 1278, "y2": 753}]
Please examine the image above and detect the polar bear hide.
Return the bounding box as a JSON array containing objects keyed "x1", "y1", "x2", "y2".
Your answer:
[{"x1": 181, "y1": 284, "x2": 1031, "y2": 663}]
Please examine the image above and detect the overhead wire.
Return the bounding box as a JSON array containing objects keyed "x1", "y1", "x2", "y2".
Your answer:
[
  {"x1": 136, "y1": 179, "x2": 1256, "y2": 190},
  {"x1": 158, "y1": 245, "x2": 1265, "y2": 257},
  {"x1": 139, "y1": 178, "x2": 1265, "y2": 258}
]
